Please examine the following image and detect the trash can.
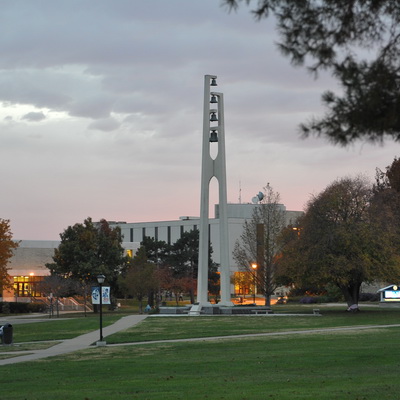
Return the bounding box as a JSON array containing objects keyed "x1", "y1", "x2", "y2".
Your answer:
[{"x1": 0, "y1": 323, "x2": 13, "y2": 345}]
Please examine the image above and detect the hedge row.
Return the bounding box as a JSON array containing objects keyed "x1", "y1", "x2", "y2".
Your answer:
[
  {"x1": 0, "y1": 301, "x2": 47, "y2": 314},
  {"x1": 287, "y1": 292, "x2": 379, "y2": 304}
]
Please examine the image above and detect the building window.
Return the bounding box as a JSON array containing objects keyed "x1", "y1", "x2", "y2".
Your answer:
[
  {"x1": 167, "y1": 226, "x2": 171, "y2": 245},
  {"x1": 130, "y1": 228, "x2": 133, "y2": 242},
  {"x1": 126, "y1": 249, "x2": 133, "y2": 258},
  {"x1": 180, "y1": 225, "x2": 184, "y2": 237},
  {"x1": 13, "y1": 276, "x2": 43, "y2": 297},
  {"x1": 142, "y1": 227, "x2": 146, "y2": 241},
  {"x1": 155, "y1": 227, "x2": 158, "y2": 241}
]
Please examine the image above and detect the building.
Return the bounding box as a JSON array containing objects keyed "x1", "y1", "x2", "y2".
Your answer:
[
  {"x1": 109, "y1": 203, "x2": 302, "y2": 272},
  {"x1": 1, "y1": 203, "x2": 302, "y2": 302},
  {"x1": 2, "y1": 240, "x2": 139, "y2": 302},
  {"x1": 110, "y1": 202, "x2": 302, "y2": 300}
]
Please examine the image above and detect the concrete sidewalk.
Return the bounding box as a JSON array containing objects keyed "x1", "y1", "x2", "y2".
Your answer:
[{"x1": 0, "y1": 314, "x2": 148, "y2": 366}]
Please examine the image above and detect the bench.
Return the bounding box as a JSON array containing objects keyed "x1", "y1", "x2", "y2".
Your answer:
[{"x1": 251, "y1": 309, "x2": 273, "y2": 315}]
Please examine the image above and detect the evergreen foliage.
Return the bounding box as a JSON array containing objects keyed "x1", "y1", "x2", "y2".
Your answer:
[
  {"x1": 225, "y1": 1, "x2": 400, "y2": 144},
  {"x1": 48, "y1": 218, "x2": 128, "y2": 294}
]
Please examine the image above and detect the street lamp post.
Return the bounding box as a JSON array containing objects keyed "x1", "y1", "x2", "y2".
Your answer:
[
  {"x1": 97, "y1": 274, "x2": 106, "y2": 345},
  {"x1": 251, "y1": 263, "x2": 257, "y2": 304}
]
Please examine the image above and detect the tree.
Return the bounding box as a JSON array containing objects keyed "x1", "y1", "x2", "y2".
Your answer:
[
  {"x1": 141, "y1": 230, "x2": 220, "y2": 304},
  {"x1": 37, "y1": 275, "x2": 76, "y2": 317},
  {"x1": 168, "y1": 230, "x2": 199, "y2": 303},
  {"x1": 224, "y1": 1, "x2": 400, "y2": 145},
  {"x1": 48, "y1": 218, "x2": 127, "y2": 306},
  {"x1": 168, "y1": 230, "x2": 220, "y2": 304},
  {"x1": 279, "y1": 176, "x2": 399, "y2": 310},
  {"x1": 118, "y1": 246, "x2": 158, "y2": 313},
  {"x1": 233, "y1": 184, "x2": 286, "y2": 306},
  {"x1": 0, "y1": 219, "x2": 18, "y2": 290},
  {"x1": 373, "y1": 157, "x2": 400, "y2": 266},
  {"x1": 141, "y1": 236, "x2": 171, "y2": 265}
]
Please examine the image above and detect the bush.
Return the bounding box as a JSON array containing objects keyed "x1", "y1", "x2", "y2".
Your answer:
[
  {"x1": 1, "y1": 302, "x2": 10, "y2": 314},
  {"x1": 299, "y1": 296, "x2": 318, "y2": 304},
  {"x1": 324, "y1": 283, "x2": 344, "y2": 302},
  {"x1": 286, "y1": 296, "x2": 302, "y2": 304},
  {"x1": 148, "y1": 306, "x2": 159, "y2": 315},
  {"x1": 0, "y1": 301, "x2": 47, "y2": 314},
  {"x1": 27, "y1": 303, "x2": 47, "y2": 313},
  {"x1": 359, "y1": 292, "x2": 379, "y2": 302}
]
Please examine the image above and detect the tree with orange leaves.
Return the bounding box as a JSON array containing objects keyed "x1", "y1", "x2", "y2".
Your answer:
[{"x1": 0, "y1": 219, "x2": 18, "y2": 290}]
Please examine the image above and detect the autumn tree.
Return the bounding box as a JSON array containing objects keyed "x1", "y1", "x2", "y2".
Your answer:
[
  {"x1": 372, "y1": 157, "x2": 400, "y2": 269},
  {"x1": 0, "y1": 219, "x2": 18, "y2": 290},
  {"x1": 233, "y1": 184, "x2": 286, "y2": 306},
  {"x1": 118, "y1": 246, "x2": 158, "y2": 313},
  {"x1": 168, "y1": 230, "x2": 199, "y2": 303},
  {"x1": 140, "y1": 230, "x2": 220, "y2": 304},
  {"x1": 224, "y1": 1, "x2": 400, "y2": 145},
  {"x1": 169, "y1": 230, "x2": 219, "y2": 303},
  {"x1": 279, "y1": 176, "x2": 399, "y2": 310},
  {"x1": 48, "y1": 218, "x2": 128, "y2": 305}
]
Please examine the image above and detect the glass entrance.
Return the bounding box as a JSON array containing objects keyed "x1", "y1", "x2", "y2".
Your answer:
[{"x1": 13, "y1": 276, "x2": 42, "y2": 297}]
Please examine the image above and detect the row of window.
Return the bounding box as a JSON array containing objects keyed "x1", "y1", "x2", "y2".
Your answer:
[
  {"x1": 13, "y1": 276, "x2": 43, "y2": 297},
  {"x1": 128, "y1": 225, "x2": 198, "y2": 244}
]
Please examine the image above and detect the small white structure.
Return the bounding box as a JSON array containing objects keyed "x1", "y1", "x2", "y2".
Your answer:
[{"x1": 378, "y1": 284, "x2": 400, "y2": 304}]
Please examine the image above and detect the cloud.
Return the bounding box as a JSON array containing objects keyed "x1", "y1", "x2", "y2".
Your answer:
[
  {"x1": 21, "y1": 111, "x2": 46, "y2": 122},
  {"x1": 88, "y1": 117, "x2": 121, "y2": 132},
  {"x1": 0, "y1": 0, "x2": 398, "y2": 240}
]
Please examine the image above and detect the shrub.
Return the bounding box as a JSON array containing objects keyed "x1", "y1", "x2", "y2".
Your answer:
[
  {"x1": 27, "y1": 303, "x2": 47, "y2": 313},
  {"x1": 359, "y1": 292, "x2": 379, "y2": 302},
  {"x1": 324, "y1": 283, "x2": 344, "y2": 302},
  {"x1": 286, "y1": 296, "x2": 302, "y2": 304},
  {"x1": 1, "y1": 302, "x2": 10, "y2": 314},
  {"x1": 0, "y1": 301, "x2": 47, "y2": 314},
  {"x1": 299, "y1": 296, "x2": 317, "y2": 304}
]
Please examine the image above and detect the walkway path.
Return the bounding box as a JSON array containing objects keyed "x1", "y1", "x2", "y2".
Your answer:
[{"x1": 0, "y1": 314, "x2": 148, "y2": 366}]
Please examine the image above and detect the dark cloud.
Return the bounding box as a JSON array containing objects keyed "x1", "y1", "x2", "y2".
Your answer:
[{"x1": 21, "y1": 111, "x2": 46, "y2": 122}]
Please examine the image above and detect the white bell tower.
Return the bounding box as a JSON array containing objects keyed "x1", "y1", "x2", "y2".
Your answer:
[{"x1": 194, "y1": 74, "x2": 232, "y2": 311}]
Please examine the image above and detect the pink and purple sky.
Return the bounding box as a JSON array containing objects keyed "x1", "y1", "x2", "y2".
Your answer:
[{"x1": 1, "y1": 1, "x2": 398, "y2": 240}]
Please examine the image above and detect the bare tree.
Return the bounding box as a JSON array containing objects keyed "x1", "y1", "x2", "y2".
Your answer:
[{"x1": 233, "y1": 184, "x2": 286, "y2": 306}]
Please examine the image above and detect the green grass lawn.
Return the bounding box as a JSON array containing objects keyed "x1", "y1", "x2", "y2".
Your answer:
[
  {"x1": 7, "y1": 304, "x2": 400, "y2": 345},
  {"x1": 107, "y1": 306, "x2": 400, "y2": 343},
  {"x1": 1, "y1": 326, "x2": 400, "y2": 399},
  {"x1": 1, "y1": 305, "x2": 400, "y2": 399},
  {"x1": 9, "y1": 314, "x2": 123, "y2": 343}
]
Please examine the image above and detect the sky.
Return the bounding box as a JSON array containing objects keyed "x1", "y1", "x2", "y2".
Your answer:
[{"x1": 1, "y1": 0, "x2": 399, "y2": 240}]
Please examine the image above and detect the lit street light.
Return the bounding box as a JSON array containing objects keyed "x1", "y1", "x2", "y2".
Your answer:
[{"x1": 251, "y1": 263, "x2": 257, "y2": 304}]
